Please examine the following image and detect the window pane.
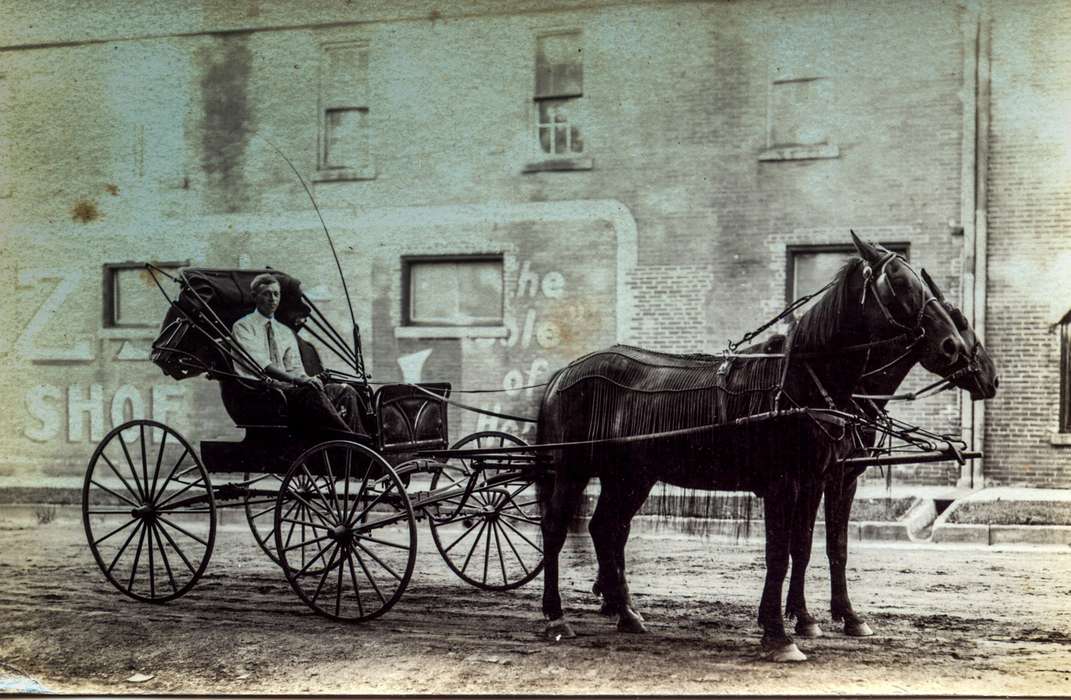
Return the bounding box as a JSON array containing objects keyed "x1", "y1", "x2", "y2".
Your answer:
[
  {"x1": 770, "y1": 78, "x2": 831, "y2": 146},
  {"x1": 409, "y1": 259, "x2": 503, "y2": 326},
  {"x1": 790, "y1": 244, "x2": 908, "y2": 313},
  {"x1": 457, "y1": 262, "x2": 503, "y2": 322},
  {"x1": 793, "y1": 251, "x2": 852, "y2": 300},
  {"x1": 410, "y1": 264, "x2": 459, "y2": 324},
  {"x1": 113, "y1": 267, "x2": 174, "y2": 326},
  {"x1": 536, "y1": 32, "x2": 582, "y2": 98},
  {"x1": 324, "y1": 107, "x2": 369, "y2": 169},
  {"x1": 537, "y1": 100, "x2": 582, "y2": 156},
  {"x1": 322, "y1": 43, "x2": 369, "y2": 107}
]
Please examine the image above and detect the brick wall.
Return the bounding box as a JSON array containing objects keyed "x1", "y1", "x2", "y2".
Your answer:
[
  {"x1": 984, "y1": 0, "x2": 1071, "y2": 486},
  {"x1": 0, "y1": 0, "x2": 1024, "y2": 488}
]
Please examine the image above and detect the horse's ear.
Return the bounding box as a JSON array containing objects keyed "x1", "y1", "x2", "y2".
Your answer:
[
  {"x1": 920, "y1": 268, "x2": 947, "y2": 303},
  {"x1": 850, "y1": 230, "x2": 883, "y2": 265}
]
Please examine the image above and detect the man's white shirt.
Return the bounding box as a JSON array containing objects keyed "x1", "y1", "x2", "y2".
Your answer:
[{"x1": 231, "y1": 309, "x2": 306, "y2": 380}]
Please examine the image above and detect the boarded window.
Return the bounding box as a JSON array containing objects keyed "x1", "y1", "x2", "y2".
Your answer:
[
  {"x1": 769, "y1": 77, "x2": 832, "y2": 147},
  {"x1": 534, "y1": 32, "x2": 584, "y2": 157},
  {"x1": 405, "y1": 257, "x2": 504, "y2": 326},
  {"x1": 319, "y1": 42, "x2": 372, "y2": 176},
  {"x1": 104, "y1": 262, "x2": 186, "y2": 328}
]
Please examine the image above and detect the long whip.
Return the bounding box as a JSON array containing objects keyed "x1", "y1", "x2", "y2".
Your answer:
[{"x1": 260, "y1": 137, "x2": 367, "y2": 382}]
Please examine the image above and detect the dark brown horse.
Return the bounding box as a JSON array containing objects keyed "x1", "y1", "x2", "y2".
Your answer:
[
  {"x1": 537, "y1": 234, "x2": 970, "y2": 661},
  {"x1": 783, "y1": 267, "x2": 999, "y2": 639}
]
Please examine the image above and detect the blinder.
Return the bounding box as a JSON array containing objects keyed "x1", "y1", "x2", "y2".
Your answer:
[{"x1": 861, "y1": 252, "x2": 939, "y2": 336}]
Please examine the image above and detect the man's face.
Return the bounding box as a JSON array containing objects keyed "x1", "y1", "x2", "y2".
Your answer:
[{"x1": 255, "y1": 282, "x2": 281, "y2": 317}]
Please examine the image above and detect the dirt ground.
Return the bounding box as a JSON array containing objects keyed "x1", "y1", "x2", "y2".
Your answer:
[{"x1": 1, "y1": 507, "x2": 1070, "y2": 695}]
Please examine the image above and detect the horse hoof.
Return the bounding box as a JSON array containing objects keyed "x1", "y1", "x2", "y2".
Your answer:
[
  {"x1": 545, "y1": 618, "x2": 576, "y2": 641},
  {"x1": 844, "y1": 620, "x2": 874, "y2": 637},
  {"x1": 616, "y1": 610, "x2": 648, "y2": 634},
  {"x1": 762, "y1": 642, "x2": 807, "y2": 663},
  {"x1": 795, "y1": 621, "x2": 824, "y2": 638}
]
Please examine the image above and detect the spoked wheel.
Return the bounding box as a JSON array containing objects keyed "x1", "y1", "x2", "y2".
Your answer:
[
  {"x1": 82, "y1": 420, "x2": 215, "y2": 603},
  {"x1": 428, "y1": 431, "x2": 543, "y2": 591},
  {"x1": 274, "y1": 441, "x2": 417, "y2": 622},
  {"x1": 243, "y1": 471, "x2": 285, "y2": 565}
]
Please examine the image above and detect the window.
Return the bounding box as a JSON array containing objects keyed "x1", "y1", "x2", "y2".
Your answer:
[
  {"x1": 525, "y1": 31, "x2": 591, "y2": 172},
  {"x1": 1060, "y1": 312, "x2": 1071, "y2": 433},
  {"x1": 787, "y1": 243, "x2": 909, "y2": 312},
  {"x1": 403, "y1": 256, "x2": 504, "y2": 327},
  {"x1": 760, "y1": 77, "x2": 839, "y2": 161},
  {"x1": 103, "y1": 262, "x2": 187, "y2": 328},
  {"x1": 317, "y1": 41, "x2": 374, "y2": 181}
]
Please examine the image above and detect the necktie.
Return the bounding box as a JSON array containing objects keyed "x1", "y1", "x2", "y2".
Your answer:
[{"x1": 266, "y1": 320, "x2": 281, "y2": 366}]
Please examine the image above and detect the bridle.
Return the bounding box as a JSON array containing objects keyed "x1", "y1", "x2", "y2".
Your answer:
[
  {"x1": 862, "y1": 251, "x2": 943, "y2": 337},
  {"x1": 854, "y1": 253, "x2": 983, "y2": 398}
]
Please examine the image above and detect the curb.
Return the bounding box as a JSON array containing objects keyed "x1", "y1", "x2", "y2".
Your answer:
[{"x1": 931, "y1": 522, "x2": 1071, "y2": 546}]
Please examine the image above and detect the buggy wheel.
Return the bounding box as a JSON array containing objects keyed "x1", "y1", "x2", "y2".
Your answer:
[
  {"x1": 274, "y1": 441, "x2": 417, "y2": 622},
  {"x1": 428, "y1": 431, "x2": 543, "y2": 591},
  {"x1": 243, "y1": 471, "x2": 284, "y2": 565},
  {"x1": 82, "y1": 420, "x2": 215, "y2": 603}
]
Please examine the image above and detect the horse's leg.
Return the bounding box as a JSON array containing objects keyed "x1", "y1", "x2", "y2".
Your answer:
[
  {"x1": 785, "y1": 475, "x2": 826, "y2": 638},
  {"x1": 588, "y1": 477, "x2": 654, "y2": 633},
  {"x1": 541, "y1": 472, "x2": 590, "y2": 640},
  {"x1": 826, "y1": 471, "x2": 874, "y2": 637},
  {"x1": 759, "y1": 476, "x2": 807, "y2": 662}
]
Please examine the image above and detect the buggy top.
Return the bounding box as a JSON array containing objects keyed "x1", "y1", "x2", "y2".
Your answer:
[{"x1": 149, "y1": 266, "x2": 368, "y2": 388}]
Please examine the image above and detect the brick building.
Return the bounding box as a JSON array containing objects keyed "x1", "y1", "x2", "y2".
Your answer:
[{"x1": 0, "y1": 0, "x2": 1067, "y2": 490}]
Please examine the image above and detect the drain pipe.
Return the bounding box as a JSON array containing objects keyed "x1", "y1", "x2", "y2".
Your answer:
[
  {"x1": 957, "y1": 1, "x2": 991, "y2": 490},
  {"x1": 972, "y1": 5, "x2": 991, "y2": 490}
]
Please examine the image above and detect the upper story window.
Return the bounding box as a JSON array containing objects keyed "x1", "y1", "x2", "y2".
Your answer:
[
  {"x1": 103, "y1": 262, "x2": 186, "y2": 328},
  {"x1": 787, "y1": 243, "x2": 909, "y2": 313},
  {"x1": 760, "y1": 76, "x2": 839, "y2": 162},
  {"x1": 524, "y1": 31, "x2": 592, "y2": 173},
  {"x1": 403, "y1": 256, "x2": 504, "y2": 327},
  {"x1": 316, "y1": 41, "x2": 374, "y2": 181}
]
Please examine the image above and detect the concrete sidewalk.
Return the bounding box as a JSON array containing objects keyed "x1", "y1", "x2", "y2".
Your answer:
[{"x1": 4, "y1": 485, "x2": 1070, "y2": 547}]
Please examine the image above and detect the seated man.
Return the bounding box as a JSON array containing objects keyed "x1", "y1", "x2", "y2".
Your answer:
[{"x1": 231, "y1": 273, "x2": 368, "y2": 438}]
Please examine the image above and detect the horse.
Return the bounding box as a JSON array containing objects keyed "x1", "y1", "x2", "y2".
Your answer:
[
  {"x1": 536, "y1": 233, "x2": 970, "y2": 662},
  {"x1": 783, "y1": 267, "x2": 999, "y2": 639}
]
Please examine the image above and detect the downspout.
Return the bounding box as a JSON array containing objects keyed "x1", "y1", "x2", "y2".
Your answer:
[
  {"x1": 972, "y1": 3, "x2": 991, "y2": 489},
  {"x1": 957, "y1": 1, "x2": 990, "y2": 490},
  {"x1": 957, "y1": 1, "x2": 980, "y2": 489}
]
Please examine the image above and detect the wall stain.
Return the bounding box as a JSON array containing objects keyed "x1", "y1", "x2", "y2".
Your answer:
[
  {"x1": 104, "y1": 184, "x2": 120, "y2": 196},
  {"x1": 70, "y1": 199, "x2": 101, "y2": 223},
  {"x1": 198, "y1": 36, "x2": 253, "y2": 214}
]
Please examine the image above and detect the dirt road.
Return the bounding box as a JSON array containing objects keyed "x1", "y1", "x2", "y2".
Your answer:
[{"x1": 1, "y1": 508, "x2": 1070, "y2": 695}]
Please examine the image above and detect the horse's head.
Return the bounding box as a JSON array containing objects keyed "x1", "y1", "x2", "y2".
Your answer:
[
  {"x1": 850, "y1": 232, "x2": 968, "y2": 378},
  {"x1": 919, "y1": 268, "x2": 999, "y2": 400}
]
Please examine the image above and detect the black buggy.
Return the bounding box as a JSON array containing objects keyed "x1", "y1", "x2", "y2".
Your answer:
[{"x1": 81, "y1": 266, "x2": 544, "y2": 622}]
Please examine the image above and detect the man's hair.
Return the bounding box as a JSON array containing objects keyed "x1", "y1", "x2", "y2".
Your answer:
[{"x1": 250, "y1": 273, "x2": 280, "y2": 295}]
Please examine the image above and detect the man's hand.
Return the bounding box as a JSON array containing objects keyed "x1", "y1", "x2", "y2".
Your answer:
[{"x1": 299, "y1": 375, "x2": 324, "y2": 391}]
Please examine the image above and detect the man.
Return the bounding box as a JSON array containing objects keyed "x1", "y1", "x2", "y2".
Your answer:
[{"x1": 231, "y1": 273, "x2": 367, "y2": 437}]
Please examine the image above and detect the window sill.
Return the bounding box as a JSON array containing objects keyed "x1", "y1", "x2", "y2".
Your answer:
[
  {"x1": 394, "y1": 326, "x2": 508, "y2": 340},
  {"x1": 758, "y1": 144, "x2": 840, "y2": 162},
  {"x1": 99, "y1": 327, "x2": 158, "y2": 340},
  {"x1": 1049, "y1": 432, "x2": 1071, "y2": 446},
  {"x1": 313, "y1": 168, "x2": 376, "y2": 183},
  {"x1": 522, "y1": 157, "x2": 593, "y2": 173}
]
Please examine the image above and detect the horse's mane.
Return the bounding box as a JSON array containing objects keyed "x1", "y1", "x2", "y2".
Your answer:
[{"x1": 789, "y1": 257, "x2": 863, "y2": 352}]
